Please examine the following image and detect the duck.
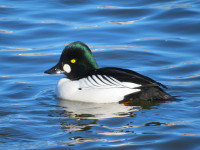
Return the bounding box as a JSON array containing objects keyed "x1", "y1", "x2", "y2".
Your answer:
[{"x1": 44, "y1": 41, "x2": 172, "y2": 103}]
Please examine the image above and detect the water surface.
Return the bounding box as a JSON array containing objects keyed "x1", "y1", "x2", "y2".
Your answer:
[{"x1": 1, "y1": 0, "x2": 200, "y2": 149}]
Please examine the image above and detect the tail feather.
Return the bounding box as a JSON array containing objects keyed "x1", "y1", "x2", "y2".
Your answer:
[{"x1": 123, "y1": 87, "x2": 172, "y2": 102}]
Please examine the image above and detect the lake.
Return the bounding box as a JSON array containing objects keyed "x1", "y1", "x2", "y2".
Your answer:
[{"x1": 0, "y1": 0, "x2": 200, "y2": 149}]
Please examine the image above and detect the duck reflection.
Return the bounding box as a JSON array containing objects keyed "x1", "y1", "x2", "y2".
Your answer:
[{"x1": 59, "y1": 100, "x2": 141, "y2": 120}]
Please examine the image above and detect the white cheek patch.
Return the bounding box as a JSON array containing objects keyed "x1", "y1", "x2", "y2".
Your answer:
[{"x1": 63, "y1": 64, "x2": 71, "y2": 73}]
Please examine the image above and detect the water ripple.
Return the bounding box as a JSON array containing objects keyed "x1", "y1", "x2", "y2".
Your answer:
[{"x1": 1, "y1": 0, "x2": 200, "y2": 149}]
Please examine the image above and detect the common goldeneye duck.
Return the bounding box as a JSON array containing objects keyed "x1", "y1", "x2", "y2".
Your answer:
[{"x1": 45, "y1": 41, "x2": 172, "y2": 103}]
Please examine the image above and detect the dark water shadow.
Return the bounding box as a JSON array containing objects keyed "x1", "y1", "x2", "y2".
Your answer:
[{"x1": 126, "y1": 96, "x2": 181, "y2": 109}]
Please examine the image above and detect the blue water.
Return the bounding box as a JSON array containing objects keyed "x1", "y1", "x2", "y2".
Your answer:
[{"x1": 1, "y1": 0, "x2": 200, "y2": 149}]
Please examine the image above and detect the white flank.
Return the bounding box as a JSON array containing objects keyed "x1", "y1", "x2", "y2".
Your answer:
[
  {"x1": 63, "y1": 64, "x2": 71, "y2": 73},
  {"x1": 56, "y1": 75, "x2": 141, "y2": 103}
]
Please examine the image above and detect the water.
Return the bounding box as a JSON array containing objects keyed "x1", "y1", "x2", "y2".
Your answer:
[{"x1": 1, "y1": 0, "x2": 200, "y2": 149}]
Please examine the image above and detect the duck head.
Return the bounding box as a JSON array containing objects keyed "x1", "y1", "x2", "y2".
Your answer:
[{"x1": 45, "y1": 41, "x2": 98, "y2": 80}]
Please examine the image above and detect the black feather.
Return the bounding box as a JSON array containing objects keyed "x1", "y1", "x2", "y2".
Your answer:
[
  {"x1": 86, "y1": 67, "x2": 166, "y2": 88},
  {"x1": 121, "y1": 87, "x2": 173, "y2": 102}
]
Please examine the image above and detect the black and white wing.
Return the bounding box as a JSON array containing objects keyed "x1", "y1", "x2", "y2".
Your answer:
[
  {"x1": 79, "y1": 74, "x2": 141, "y2": 89},
  {"x1": 78, "y1": 67, "x2": 172, "y2": 101},
  {"x1": 82, "y1": 67, "x2": 167, "y2": 89}
]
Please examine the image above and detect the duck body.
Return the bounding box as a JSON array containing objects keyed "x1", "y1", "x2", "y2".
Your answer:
[
  {"x1": 56, "y1": 68, "x2": 141, "y2": 103},
  {"x1": 45, "y1": 41, "x2": 172, "y2": 103}
]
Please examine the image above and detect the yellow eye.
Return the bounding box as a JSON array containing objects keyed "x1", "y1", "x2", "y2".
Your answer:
[{"x1": 70, "y1": 59, "x2": 76, "y2": 63}]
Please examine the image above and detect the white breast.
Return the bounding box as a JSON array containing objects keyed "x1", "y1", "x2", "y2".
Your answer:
[{"x1": 56, "y1": 75, "x2": 141, "y2": 103}]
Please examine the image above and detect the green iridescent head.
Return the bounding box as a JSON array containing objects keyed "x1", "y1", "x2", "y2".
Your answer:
[{"x1": 45, "y1": 41, "x2": 99, "y2": 80}]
